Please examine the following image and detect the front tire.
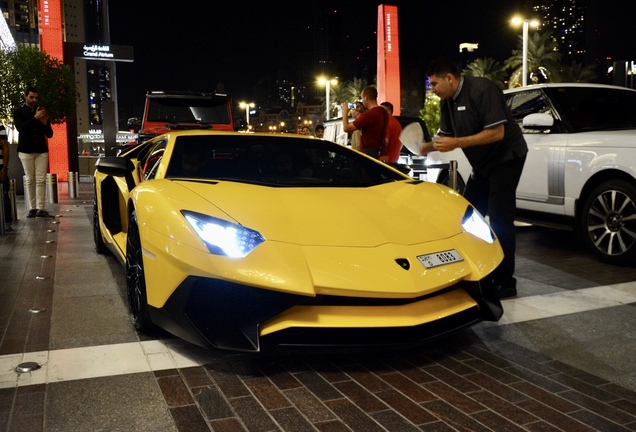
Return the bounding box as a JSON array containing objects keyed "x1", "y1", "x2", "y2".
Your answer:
[
  {"x1": 580, "y1": 180, "x2": 636, "y2": 266},
  {"x1": 126, "y1": 209, "x2": 154, "y2": 331}
]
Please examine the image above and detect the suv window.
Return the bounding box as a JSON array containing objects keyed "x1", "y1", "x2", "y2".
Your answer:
[
  {"x1": 506, "y1": 89, "x2": 555, "y2": 132},
  {"x1": 545, "y1": 86, "x2": 636, "y2": 132},
  {"x1": 147, "y1": 98, "x2": 231, "y2": 125}
]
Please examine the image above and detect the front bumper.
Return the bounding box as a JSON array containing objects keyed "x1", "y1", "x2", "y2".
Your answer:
[{"x1": 149, "y1": 276, "x2": 502, "y2": 352}]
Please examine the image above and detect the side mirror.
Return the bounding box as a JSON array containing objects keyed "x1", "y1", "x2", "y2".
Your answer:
[
  {"x1": 95, "y1": 156, "x2": 134, "y2": 176},
  {"x1": 522, "y1": 113, "x2": 554, "y2": 130},
  {"x1": 127, "y1": 117, "x2": 141, "y2": 133},
  {"x1": 95, "y1": 156, "x2": 138, "y2": 191}
]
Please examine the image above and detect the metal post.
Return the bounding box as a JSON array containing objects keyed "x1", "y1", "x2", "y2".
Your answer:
[
  {"x1": 325, "y1": 80, "x2": 331, "y2": 121},
  {"x1": 46, "y1": 173, "x2": 59, "y2": 204},
  {"x1": 74, "y1": 171, "x2": 80, "y2": 196},
  {"x1": 0, "y1": 183, "x2": 5, "y2": 235},
  {"x1": 522, "y1": 20, "x2": 529, "y2": 87},
  {"x1": 23, "y1": 175, "x2": 29, "y2": 212},
  {"x1": 68, "y1": 172, "x2": 78, "y2": 198},
  {"x1": 9, "y1": 178, "x2": 17, "y2": 221},
  {"x1": 449, "y1": 160, "x2": 458, "y2": 192}
]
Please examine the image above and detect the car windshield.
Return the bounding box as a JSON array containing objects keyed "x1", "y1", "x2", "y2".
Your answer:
[
  {"x1": 146, "y1": 97, "x2": 231, "y2": 125},
  {"x1": 165, "y1": 135, "x2": 407, "y2": 187},
  {"x1": 546, "y1": 86, "x2": 636, "y2": 132}
]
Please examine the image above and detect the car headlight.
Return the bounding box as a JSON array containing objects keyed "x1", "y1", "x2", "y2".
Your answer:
[
  {"x1": 182, "y1": 211, "x2": 265, "y2": 257},
  {"x1": 462, "y1": 206, "x2": 496, "y2": 244}
]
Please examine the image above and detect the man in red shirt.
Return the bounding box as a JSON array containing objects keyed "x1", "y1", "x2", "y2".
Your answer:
[
  {"x1": 341, "y1": 86, "x2": 388, "y2": 159},
  {"x1": 380, "y1": 102, "x2": 403, "y2": 164}
]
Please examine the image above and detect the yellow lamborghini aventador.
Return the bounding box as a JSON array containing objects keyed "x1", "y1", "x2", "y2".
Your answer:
[{"x1": 93, "y1": 130, "x2": 504, "y2": 352}]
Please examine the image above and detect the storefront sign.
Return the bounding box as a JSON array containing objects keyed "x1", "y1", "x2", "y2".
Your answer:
[{"x1": 64, "y1": 42, "x2": 134, "y2": 62}]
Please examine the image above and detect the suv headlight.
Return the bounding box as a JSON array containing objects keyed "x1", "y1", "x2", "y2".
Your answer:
[{"x1": 182, "y1": 211, "x2": 265, "y2": 257}]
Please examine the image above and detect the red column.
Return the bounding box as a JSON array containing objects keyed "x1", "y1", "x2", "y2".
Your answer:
[
  {"x1": 39, "y1": 0, "x2": 70, "y2": 181},
  {"x1": 377, "y1": 4, "x2": 401, "y2": 116}
]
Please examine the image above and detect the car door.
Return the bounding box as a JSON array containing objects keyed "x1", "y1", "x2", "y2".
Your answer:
[{"x1": 506, "y1": 88, "x2": 569, "y2": 213}]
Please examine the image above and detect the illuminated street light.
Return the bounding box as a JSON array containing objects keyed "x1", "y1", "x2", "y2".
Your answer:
[
  {"x1": 511, "y1": 17, "x2": 539, "y2": 87},
  {"x1": 317, "y1": 77, "x2": 337, "y2": 120},
  {"x1": 239, "y1": 102, "x2": 255, "y2": 130}
]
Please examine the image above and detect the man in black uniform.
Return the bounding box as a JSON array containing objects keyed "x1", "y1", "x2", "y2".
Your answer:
[{"x1": 421, "y1": 59, "x2": 528, "y2": 299}]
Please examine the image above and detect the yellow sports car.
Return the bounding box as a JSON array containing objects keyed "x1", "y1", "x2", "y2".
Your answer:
[{"x1": 93, "y1": 130, "x2": 504, "y2": 352}]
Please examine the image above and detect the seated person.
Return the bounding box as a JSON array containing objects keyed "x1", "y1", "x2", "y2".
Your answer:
[
  {"x1": 270, "y1": 149, "x2": 312, "y2": 178},
  {"x1": 168, "y1": 145, "x2": 209, "y2": 178}
]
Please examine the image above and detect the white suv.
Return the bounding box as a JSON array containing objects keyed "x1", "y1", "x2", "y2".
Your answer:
[{"x1": 425, "y1": 83, "x2": 636, "y2": 266}]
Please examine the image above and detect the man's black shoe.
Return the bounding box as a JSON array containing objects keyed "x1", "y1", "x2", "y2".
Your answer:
[
  {"x1": 36, "y1": 210, "x2": 51, "y2": 218},
  {"x1": 27, "y1": 209, "x2": 37, "y2": 218},
  {"x1": 495, "y1": 284, "x2": 517, "y2": 299}
]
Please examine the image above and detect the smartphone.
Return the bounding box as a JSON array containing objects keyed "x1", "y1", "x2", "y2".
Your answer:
[{"x1": 348, "y1": 102, "x2": 356, "y2": 109}]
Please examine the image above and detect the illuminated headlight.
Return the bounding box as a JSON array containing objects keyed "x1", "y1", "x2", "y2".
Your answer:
[
  {"x1": 182, "y1": 211, "x2": 265, "y2": 257},
  {"x1": 462, "y1": 206, "x2": 495, "y2": 243}
]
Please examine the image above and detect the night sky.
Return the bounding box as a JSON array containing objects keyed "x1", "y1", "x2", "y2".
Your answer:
[{"x1": 107, "y1": 0, "x2": 636, "y2": 117}]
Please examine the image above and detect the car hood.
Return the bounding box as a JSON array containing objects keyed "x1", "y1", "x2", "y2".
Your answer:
[{"x1": 172, "y1": 180, "x2": 467, "y2": 247}]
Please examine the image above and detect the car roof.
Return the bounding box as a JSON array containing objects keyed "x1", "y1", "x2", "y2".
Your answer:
[
  {"x1": 145, "y1": 90, "x2": 230, "y2": 99},
  {"x1": 503, "y1": 82, "x2": 636, "y2": 94},
  {"x1": 153, "y1": 129, "x2": 320, "y2": 139}
]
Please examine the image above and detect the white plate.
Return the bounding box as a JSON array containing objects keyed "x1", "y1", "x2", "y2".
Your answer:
[{"x1": 399, "y1": 122, "x2": 424, "y2": 156}]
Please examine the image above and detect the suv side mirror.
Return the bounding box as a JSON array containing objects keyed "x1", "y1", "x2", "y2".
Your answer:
[
  {"x1": 127, "y1": 117, "x2": 141, "y2": 133},
  {"x1": 522, "y1": 113, "x2": 553, "y2": 129}
]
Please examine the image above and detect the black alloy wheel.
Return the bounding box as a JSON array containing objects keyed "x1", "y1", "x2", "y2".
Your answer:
[
  {"x1": 580, "y1": 180, "x2": 636, "y2": 266},
  {"x1": 125, "y1": 209, "x2": 153, "y2": 331}
]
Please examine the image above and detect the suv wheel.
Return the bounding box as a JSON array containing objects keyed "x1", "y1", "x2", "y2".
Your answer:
[{"x1": 580, "y1": 180, "x2": 636, "y2": 265}]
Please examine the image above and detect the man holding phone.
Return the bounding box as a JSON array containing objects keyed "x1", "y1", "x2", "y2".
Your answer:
[
  {"x1": 14, "y1": 86, "x2": 54, "y2": 218},
  {"x1": 347, "y1": 101, "x2": 365, "y2": 151},
  {"x1": 342, "y1": 86, "x2": 388, "y2": 158}
]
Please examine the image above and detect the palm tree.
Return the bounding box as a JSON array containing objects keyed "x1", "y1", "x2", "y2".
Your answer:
[
  {"x1": 420, "y1": 91, "x2": 441, "y2": 139},
  {"x1": 505, "y1": 31, "x2": 561, "y2": 88},
  {"x1": 558, "y1": 62, "x2": 598, "y2": 82},
  {"x1": 328, "y1": 82, "x2": 349, "y2": 118},
  {"x1": 463, "y1": 57, "x2": 508, "y2": 89},
  {"x1": 345, "y1": 77, "x2": 368, "y2": 102}
]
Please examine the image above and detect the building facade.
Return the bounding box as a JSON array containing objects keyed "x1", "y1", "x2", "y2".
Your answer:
[
  {"x1": 1, "y1": 0, "x2": 128, "y2": 170},
  {"x1": 0, "y1": 0, "x2": 40, "y2": 47},
  {"x1": 531, "y1": 0, "x2": 587, "y2": 65}
]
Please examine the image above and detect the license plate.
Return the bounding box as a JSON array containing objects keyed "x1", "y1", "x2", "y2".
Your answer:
[{"x1": 417, "y1": 249, "x2": 464, "y2": 269}]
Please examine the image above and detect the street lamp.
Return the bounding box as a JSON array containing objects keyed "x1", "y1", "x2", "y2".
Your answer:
[
  {"x1": 239, "y1": 102, "x2": 255, "y2": 130},
  {"x1": 511, "y1": 17, "x2": 539, "y2": 87},
  {"x1": 317, "y1": 77, "x2": 337, "y2": 120}
]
